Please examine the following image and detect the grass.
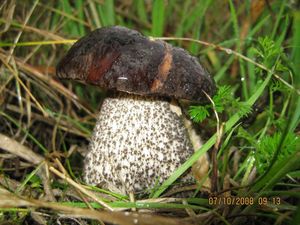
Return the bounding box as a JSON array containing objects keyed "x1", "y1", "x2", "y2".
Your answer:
[{"x1": 0, "y1": 0, "x2": 299, "y2": 224}]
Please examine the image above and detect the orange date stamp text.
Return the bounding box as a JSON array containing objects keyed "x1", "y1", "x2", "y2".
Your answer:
[{"x1": 208, "y1": 196, "x2": 281, "y2": 206}]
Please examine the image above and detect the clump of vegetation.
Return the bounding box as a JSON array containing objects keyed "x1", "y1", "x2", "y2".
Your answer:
[{"x1": 0, "y1": 1, "x2": 299, "y2": 225}]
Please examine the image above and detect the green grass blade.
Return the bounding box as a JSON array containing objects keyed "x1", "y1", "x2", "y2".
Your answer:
[
  {"x1": 271, "y1": 0, "x2": 286, "y2": 40},
  {"x1": 183, "y1": 0, "x2": 212, "y2": 35},
  {"x1": 188, "y1": 0, "x2": 212, "y2": 54},
  {"x1": 228, "y1": 0, "x2": 248, "y2": 100},
  {"x1": 292, "y1": 11, "x2": 300, "y2": 87},
  {"x1": 16, "y1": 162, "x2": 44, "y2": 194},
  {"x1": 97, "y1": 0, "x2": 115, "y2": 26},
  {"x1": 136, "y1": 0, "x2": 148, "y2": 24},
  {"x1": 228, "y1": 0, "x2": 239, "y2": 42},
  {"x1": 290, "y1": 203, "x2": 300, "y2": 225},
  {"x1": 174, "y1": 0, "x2": 191, "y2": 39},
  {"x1": 61, "y1": 0, "x2": 78, "y2": 35},
  {"x1": 151, "y1": 0, "x2": 165, "y2": 36},
  {"x1": 247, "y1": 15, "x2": 270, "y2": 38},
  {"x1": 247, "y1": 48, "x2": 256, "y2": 95},
  {"x1": 39, "y1": 3, "x2": 88, "y2": 29},
  {"x1": 75, "y1": 0, "x2": 85, "y2": 36},
  {"x1": 164, "y1": 0, "x2": 177, "y2": 26},
  {"x1": 88, "y1": 0, "x2": 101, "y2": 28},
  {"x1": 289, "y1": 11, "x2": 300, "y2": 131},
  {"x1": 275, "y1": 15, "x2": 290, "y2": 47},
  {"x1": 61, "y1": 200, "x2": 210, "y2": 210}
]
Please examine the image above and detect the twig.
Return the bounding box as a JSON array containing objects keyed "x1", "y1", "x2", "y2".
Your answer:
[
  {"x1": 0, "y1": 133, "x2": 44, "y2": 164},
  {"x1": 202, "y1": 91, "x2": 224, "y2": 193}
]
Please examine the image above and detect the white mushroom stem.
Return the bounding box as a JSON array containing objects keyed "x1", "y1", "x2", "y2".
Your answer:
[{"x1": 83, "y1": 93, "x2": 209, "y2": 195}]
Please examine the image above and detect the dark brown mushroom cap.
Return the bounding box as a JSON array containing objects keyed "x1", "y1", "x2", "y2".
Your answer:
[{"x1": 56, "y1": 26, "x2": 216, "y2": 102}]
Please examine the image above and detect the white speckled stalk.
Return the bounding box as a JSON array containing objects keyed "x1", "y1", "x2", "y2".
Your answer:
[{"x1": 83, "y1": 94, "x2": 198, "y2": 195}]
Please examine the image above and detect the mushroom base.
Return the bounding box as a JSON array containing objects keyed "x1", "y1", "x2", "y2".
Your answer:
[{"x1": 83, "y1": 93, "x2": 208, "y2": 195}]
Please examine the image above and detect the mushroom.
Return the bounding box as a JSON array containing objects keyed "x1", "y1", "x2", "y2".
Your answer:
[{"x1": 56, "y1": 26, "x2": 216, "y2": 195}]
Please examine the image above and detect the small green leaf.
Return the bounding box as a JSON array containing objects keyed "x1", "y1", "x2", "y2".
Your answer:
[
  {"x1": 188, "y1": 105, "x2": 210, "y2": 123},
  {"x1": 213, "y1": 85, "x2": 233, "y2": 113}
]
